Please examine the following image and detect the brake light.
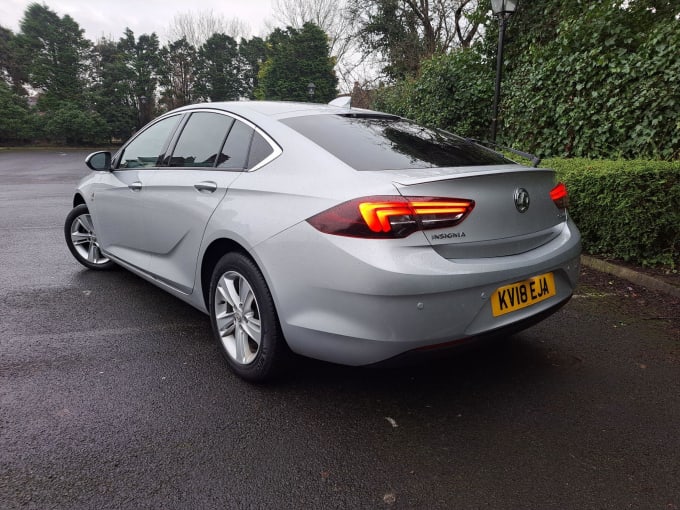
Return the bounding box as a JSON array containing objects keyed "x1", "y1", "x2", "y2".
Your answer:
[
  {"x1": 307, "y1": 196, "x2": 475, "y2": 238},
  {"x1": 359, "y1": 201, "x2": 413, "y2": 233},
  {"x1": 550, "y1": 182, "x2": 569, "y2": 209}
]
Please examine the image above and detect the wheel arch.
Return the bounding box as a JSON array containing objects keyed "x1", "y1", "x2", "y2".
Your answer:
[
  {"x1": 200, "y1": 238, "x2": 252, "y2": 309},
  {"x1": 72, "y1": 194, "x2": 86, "y2": 208}
]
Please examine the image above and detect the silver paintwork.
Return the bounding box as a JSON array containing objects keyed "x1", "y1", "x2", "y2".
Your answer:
[{"x1": 72, "y1": 101, "x2": 581, "y2": 366}]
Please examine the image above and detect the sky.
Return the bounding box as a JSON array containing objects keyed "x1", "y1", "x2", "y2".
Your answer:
[{"x1": 0, "y1": 0, "x2": 276, "y2": 41}]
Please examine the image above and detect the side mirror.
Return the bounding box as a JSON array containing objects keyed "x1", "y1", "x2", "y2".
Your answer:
[{"x1": 85, "y1": 151, "x2": 112, "y2": 171}]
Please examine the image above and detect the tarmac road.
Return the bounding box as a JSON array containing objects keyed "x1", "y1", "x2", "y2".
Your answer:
[{"x1": 1, "y1": 150, "x2": 678, "y2": 509}]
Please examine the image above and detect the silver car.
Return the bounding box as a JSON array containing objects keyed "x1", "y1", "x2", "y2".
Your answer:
[{"x1": 65, "y1": 101, "x2": 581, "y2": 381}]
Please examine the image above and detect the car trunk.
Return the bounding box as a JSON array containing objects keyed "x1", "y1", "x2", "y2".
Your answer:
[{"x1": 387, "y1": 165, "x2": 565, "y2": 259}]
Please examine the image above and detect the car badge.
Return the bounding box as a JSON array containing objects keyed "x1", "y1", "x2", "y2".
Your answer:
[{"x1": 514, "y1": 188, "x2": 530, "y2": 213}]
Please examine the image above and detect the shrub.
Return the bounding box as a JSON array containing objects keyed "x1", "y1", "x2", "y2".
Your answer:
[
  {"x1": 43, "y1": 102, "x2": 110, "y2": 145},
  {"x1": 547, "y1": 158, "x2": 680, "y2": 267},
  {"x1": 373, "y1": 48, "x2": 493, "y2": 139},
  {"x1": 503, "y1": 5, "x2": 680, "y2": 160},
  {"x1": 0, "y1": 82, "x2": 33, "y2": 142}
]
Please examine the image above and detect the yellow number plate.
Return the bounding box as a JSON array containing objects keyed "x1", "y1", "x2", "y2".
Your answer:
[{"x1": 491, "y1": 272, "x2": 556, "y2": 317}]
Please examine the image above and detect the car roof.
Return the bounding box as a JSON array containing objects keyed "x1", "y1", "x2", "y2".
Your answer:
[{"x1": 173, "y1": 100, "x2": 379, "y2": 121}]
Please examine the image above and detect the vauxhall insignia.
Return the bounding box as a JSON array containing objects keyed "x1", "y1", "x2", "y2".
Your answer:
[{"x1": 514, "y1": 188, "x2": 530, "y2": 213}]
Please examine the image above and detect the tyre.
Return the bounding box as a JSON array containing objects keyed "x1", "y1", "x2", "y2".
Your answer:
[
  {"x1": 209, "y1": 252, "x2": 288, "y2": 382},
  {"x1": 64, "y1": 204, "x2": 115, "y2": 270}
]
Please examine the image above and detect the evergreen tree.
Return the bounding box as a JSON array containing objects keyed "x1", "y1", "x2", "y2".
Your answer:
[
  {"x1": 159, "y1": 38, "x2": 198, "y2": 110},
  {"x1": 239, "y1": 36, "x2": 267, "y2": 99},
  {"x1": 196, "y1": 33, "x2": 241, "y2": 102},
  {"x1": 256, "y1": 23, "x2": 338, "y2": 102},
  {"x1": 118, "y1": 29, "x2": 162, "y2": 125},
  {"x1": 0, "y1": 81, "x2": 34, "y2": 142},
  {"x1": 0, "y1": 26, "x2": 28, "y2": 94},
  {"x1": 17, "y1": 3, "x2": 90, "y2": 108},
  {"x1": 90, "y1": 37, "x2": 137, "y2": 139}
]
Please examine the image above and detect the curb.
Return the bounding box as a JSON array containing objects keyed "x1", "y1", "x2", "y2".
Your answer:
[{"x1": 580, "y1": 255, "x2": 680, "y2": 299}]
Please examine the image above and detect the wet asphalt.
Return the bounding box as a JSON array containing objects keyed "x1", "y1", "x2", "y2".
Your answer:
[{"x1": 1, "y1": 150, "x2": 678, "y2": 509}]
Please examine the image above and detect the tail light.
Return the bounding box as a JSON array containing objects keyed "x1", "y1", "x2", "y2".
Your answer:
[
  {"x1": 550, "y1": 182, "x2": 569, "y2": 209},
  {"x1": 307, "y1": 196, "x2": 475, "y2": 239}
]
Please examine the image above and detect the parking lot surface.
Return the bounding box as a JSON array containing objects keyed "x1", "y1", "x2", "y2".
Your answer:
[{"x1": 1, "y1": 150, "x2": 678, "y2": 509}]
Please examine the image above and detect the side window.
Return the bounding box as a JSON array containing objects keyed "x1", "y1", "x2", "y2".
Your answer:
[
  {"x1": 118, "y1": 115, "x2": 181, "y2": 169},
  {"x1": 247, "y1": 131, "x2": 275, "y2": 169},
  {"x1": 217, "y1": 120, "x2": 254, "y2": 170},
  {"x1": 168, "y1": 112, "x2": 234, "y2": 168}
]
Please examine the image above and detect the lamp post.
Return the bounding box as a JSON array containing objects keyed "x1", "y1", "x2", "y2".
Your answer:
[
  {"x1": 139, "y1": 95, "x2": 147, "y2": 128},
  {"x1": 490, "y1": 0, "x2": 518, "y2": 143},
  {"x1": 307, "y1": 82, "x2": 316, "y2": 102}
]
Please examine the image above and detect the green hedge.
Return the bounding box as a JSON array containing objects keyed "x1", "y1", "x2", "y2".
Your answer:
[
  {"x1": 372, "y1": 49, "x2": 494, "y2": 140},
  {"x1": 545, "y1": 158, "x2": 680, "y2": 267},
  {"x1": 503, "y1": 5, "x2": 680, "y2": 160}
]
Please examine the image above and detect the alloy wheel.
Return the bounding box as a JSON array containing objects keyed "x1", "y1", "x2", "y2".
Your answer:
[
  {"x1": 70, "y1": 213, "x2": 110, "y2": 266},
  {"x1": 214, "y1": 270, "x2": 262, "y2": 365}
]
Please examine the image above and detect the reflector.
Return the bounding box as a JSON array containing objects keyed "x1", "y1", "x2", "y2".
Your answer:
[{"x1": 550, "y1": 182, "x2": 569, "y2": 209}]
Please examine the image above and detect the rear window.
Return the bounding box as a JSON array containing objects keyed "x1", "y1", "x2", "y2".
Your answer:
[{"x1": 281, "y1": 114, "x2": 512, "y2": 170}]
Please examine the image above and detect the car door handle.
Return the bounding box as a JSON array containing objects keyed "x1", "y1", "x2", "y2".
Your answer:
[
  {"x1": 129, "y1": 181, "x2": 143, "y2": 192},
  {"x1": 194, "y1": 181, "x2": 218, "y2": 193}
]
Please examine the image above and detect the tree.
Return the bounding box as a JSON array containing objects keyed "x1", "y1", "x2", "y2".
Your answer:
[
  {"x1": 348, "y1": 0, "x2": 485, "y2": 79},
  {"x1": 159, "y1": 38, "x2": 199, "y2": 110},
  {"x1": 17, "y1": 3, "x2": 90, "y2": 107},
  {"x1": 0, "y1": 26, "x2": 28, "y2": 94},
  {"x1": 117, "y1": 29, "x2": 163, "y2": 127},
  {"x1": 90, "y1": 37, "x2": 136, "y2": 139},
  {"x1": 0, "y1": 81, "x2": 34, "y2": 142},
  {"x1": 167, "y1": 10, "x2": 249, "y2": 48},
  {"x1": 239, "y1": 37, "x2": 267, "y2": 99},
  {"x1": 272, "y1": 0, "x2": 358, "y2": 88},
  {"x1": 256, "y1": 23, "x2": 338, "y2": 102},
  {"x1": 195, "y1": 33, "x2": 242, "y2": 101},
  {"x1": 43, "y1": 101, "x2": 109, "y2": 144}
]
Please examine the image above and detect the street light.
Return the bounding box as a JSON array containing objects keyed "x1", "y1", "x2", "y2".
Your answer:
[
  {"x1": 307, "y1": 82, "x2": 316, "y2": 102},
  {"x1": 139, "y1": 95, "x2": 147, "y2": 127},
  {"x1": 490, "y1": 0, "x2": 518, "y2": 143}
]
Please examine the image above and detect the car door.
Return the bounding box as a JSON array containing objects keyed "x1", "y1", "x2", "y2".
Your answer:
[
  {"x1": 139, "y1": 111, "x2": 260, "y2": 294},
  {"x1": 92, "y1": 114, "x2": 183, "y2": 271}
]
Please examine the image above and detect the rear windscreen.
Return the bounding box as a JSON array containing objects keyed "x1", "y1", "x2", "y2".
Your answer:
[{"x1": 281, "y1": 114, "x2": 512, "y2": 170}]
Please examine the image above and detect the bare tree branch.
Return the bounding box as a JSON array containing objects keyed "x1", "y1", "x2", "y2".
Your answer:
[
  {"x1": 272, "y1": 0, "x2": 364, "y2": 92},
  {"x1": 166, "y1": 10, "x2": 250, "y2": 46}
]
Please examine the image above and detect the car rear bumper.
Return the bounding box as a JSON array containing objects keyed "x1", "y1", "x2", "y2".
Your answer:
[
  {"x1": 369, "y1": 294, "x2": 572, "y2": 368},
  {"x1": 255, "y1": 218, "x2": 581, "y2": 366}
]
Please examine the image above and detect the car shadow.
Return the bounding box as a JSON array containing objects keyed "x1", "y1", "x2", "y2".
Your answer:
[
  {"x1": 70, "y1": 265, "x2": 571, "y2": 403},
  {"x1": 274, "y1": 333, "x2": 562, "y2": 397}
]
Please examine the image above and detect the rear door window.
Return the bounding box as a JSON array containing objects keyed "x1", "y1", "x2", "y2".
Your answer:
[{"x1": 168, "y1": 112, "x2": 234, "y2": 168}]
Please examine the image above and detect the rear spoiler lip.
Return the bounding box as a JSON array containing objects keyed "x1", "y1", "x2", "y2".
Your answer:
[
  {"x1": 361, "y1": 164, "x2": 553, "y2": 186},
  {"x1": 465, "y1": 138, "x2": 542, "y2": 168}
]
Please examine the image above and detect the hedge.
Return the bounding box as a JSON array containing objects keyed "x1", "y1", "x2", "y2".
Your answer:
[
  {"x1": 372, "y1": 49, "x2": 494, "y2": 140},
  {"x1": 503, "y1": 5, "x2": 680, "y2": 160},
  {"x1": 545, "y1": 158, "x2": 680, "y2": 267}
]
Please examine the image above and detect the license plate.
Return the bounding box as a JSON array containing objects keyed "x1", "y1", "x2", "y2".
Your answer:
[{"x1": 491, "y1": 272, "x2": 556, "y2": 317}]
